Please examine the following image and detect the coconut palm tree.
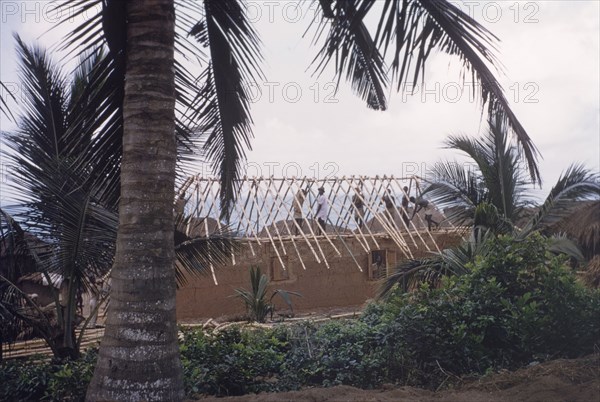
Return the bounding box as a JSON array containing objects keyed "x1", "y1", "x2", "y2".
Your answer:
[
  {"x1": 0, "y1": 38, "x2": 117, "y2": 359},
  {"x1": 55, "y1": 0, "x2": 542, "y2": 399},
  {"x1": 378, "y1": 118, "x2": 599, "y2": 299},
  {"x1": 425, "y1": 117, "x2": 531, "y2": 234},
  {"x1": 0, "y1": 37, "x2": 233, "y2": 361},
  {"x1": 425, "y1": 117, "x2": 598, "y2": 236}
]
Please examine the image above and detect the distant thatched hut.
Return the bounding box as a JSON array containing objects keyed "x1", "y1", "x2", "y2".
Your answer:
[
  {"x1": 582, "y1": 255, "x2": 600, "y2": 288},
  {"x1": 546, "y1": 201, "x2": 600, "y2": 288},
  {"x1": 547, "y1": 201, "x2": 599, "y2": 259}
]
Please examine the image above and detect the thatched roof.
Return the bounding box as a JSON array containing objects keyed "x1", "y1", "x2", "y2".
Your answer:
[
  {"x1": 0, "y1": 231, "x2": 52, "y2": 280},
  {"x1": 582, "y1": 255, "x2": 600, "y2": 288},
  {"x1": 548, "y1": 201, "x2": 600, "y2": 258}
]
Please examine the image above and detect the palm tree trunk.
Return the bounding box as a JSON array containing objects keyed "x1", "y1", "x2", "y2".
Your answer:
[{"x1": 86, "y1": 0, "x2": 183, "y2": 400}]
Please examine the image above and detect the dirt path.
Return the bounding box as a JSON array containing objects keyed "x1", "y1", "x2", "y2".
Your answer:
[{"x1": 192, "y1": 354, "x2": 599, "y2": 402}]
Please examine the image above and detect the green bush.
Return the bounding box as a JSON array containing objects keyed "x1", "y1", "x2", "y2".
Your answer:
[
  {"x1": 364, "y1": 234, "x2": 600, "y2": 386},
  {"x1": 281, "y1": 320, "x2": 386, "y2": 388},
  {"x1": 45, "y1": 348, "x2": 98, "y2": 401},
  {"x1": 0, "y1": 348, "x2": 97, "y2": 401},
  {"x1": 180, "y1": 326, "x2": 289, "y2": 396},
  {"x1": 0, "y1": 357, "x2": 51, "y2": 401}
]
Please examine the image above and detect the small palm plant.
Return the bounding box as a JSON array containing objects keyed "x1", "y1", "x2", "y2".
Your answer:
[
  {"x1": 234, "y1": 266, "x2": 301, "y2": 323},
  {"x1": 377, "y1": 117, "x2": 599, "y2": 300}
]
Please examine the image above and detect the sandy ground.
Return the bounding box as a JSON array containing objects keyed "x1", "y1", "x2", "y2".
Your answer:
[{"x1": 191, "y1": 354, "x2": 599, "y2": 402}]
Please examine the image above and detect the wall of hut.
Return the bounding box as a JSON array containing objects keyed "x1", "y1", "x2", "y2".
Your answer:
[{"x1": 176, "y1": 231, "x2": 461, "y2": 320}]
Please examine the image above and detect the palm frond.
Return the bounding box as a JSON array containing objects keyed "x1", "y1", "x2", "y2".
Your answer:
[
  {"x1": 472, "y1": 202, "x2": 514, "y2": 235},
  {"x1": 544, "y1": 201, "x2": 600, "y2": 259},
  {"x1": 65, "y1": 47, "x2": 125, "y2": 210},
  {"x1": 376, "y1": 257, "x2": 444, "y2": 300},
  {"x1": 233, "y1": 266, "x2": 272, "y2": 322},
  {"x1": 481, "y1": 118, "x2": 529, "y2": 221},
  {"x1": 2, "y1": 38, "x2": 117, "y2": 288},
  {"x1": 270, "y1": 289, "x2": 302, "y2": 314},
  {"x1": 441, "y1": 118, "x2": 529, "y2": 223},
  {"x1": 173, "y1": 214, "x2": 238, "y2": 288},
  {"x1": 0, "y1": 208, "x2": 40, "y2": 281},
  {"x1": 59, "y1": 0, "x2": 209, "y2": 208},
  {"x1": 521, "y1": 164, "x2": 600, "y2": 236},
  {"x1": 312, "y1": 0, "x2": 388, "y2": 110},
  {"x1": 12, "y1": 35, "x2": 69, "y2": 162},
  {"x1": 547, "y1": 233, "x2": 584, "y2": 261},
  {"x1": 185, "y1": 0, "x2": 264, "y2": 221},
  {"x1": 0, "y1": 81, "x2": 16, "y2": 121},
  {"x1": 356, "y1": 0, "x2": 540, "y2": 182},
  {"x1": 424, "y1": 160, "x2": 485, "y2": 225},
  {"x1": 377, "y1": 228, "x2": 494, "y2": 299}
]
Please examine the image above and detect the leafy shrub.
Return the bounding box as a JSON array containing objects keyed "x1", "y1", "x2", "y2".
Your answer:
[
  {"x1": 45, "y1": 348, "x2": 98, "y2": 401},
  {"x1": 364, "y1": 233, "x2": 600, "y2": 386},
  {"x1": 181, "y1": 326, "x2": 289, "y2": 396},
  {"x1": 0, "y1": 348, "x2": 97, "y2": 401},
  {"x1": 0, "y1": 356, "x2": 51, "y2": 401},
  {"x1": 281, "y1": 320, "x2": 386, "y2": 388}
]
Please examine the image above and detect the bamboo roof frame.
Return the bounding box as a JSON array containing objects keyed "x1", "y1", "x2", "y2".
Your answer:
[{"x1": 177, "y1": 175, "x2": 459, "y2": 284}]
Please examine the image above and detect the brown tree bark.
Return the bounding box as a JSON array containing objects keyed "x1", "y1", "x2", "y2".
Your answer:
[{"x1": 86, "y1": 0, "x2": 183, "y2": 400}]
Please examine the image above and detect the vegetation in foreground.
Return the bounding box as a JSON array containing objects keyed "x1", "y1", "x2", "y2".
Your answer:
[{"x1": 2, "y1": 234, "x2": 598, "y2": 400}]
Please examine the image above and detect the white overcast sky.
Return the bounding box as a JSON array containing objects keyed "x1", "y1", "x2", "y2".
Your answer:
[{"x1": 1, "y1": 0, "x2": 599, "y2": 203}]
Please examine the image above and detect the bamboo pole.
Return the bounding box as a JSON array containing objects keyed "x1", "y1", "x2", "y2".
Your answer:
[
  {"x1": 339, "y1": 177, "x2": 371, "y2": 252},
  {"x1": 201, "y1": 178, "x2": 219, "y2": 285},
  {"x1": 252, "y1": 178, "x2": 287, "y2": 270},
  {"x1": 356, "y1": 176, "x2": 411, "y2": 259},
  {"x1": 383, "y1": 177, "x2": 413, "y2": 257},
  {"x1": 186, "y1": 177, "x2": 210, "y2": 236},
  {"x1": 239, "y1": 180, "x2": 260, "y2": 253},
  {"x1": 400, "y1": 176, "x2": 433, "y2": 252},
  {"x1": 323, "y1": 177, "x2": 370, "y2": 253},
  {"x1": 274, "y1": 176, "x2": 296, "y2": 237},
  {"x1": 231, "y1": 178, "x2": 257, "y2": 256},
  {"x1": 276, "y1": 177, "x2": 323, "y2": 264},
  {"x1": 181, "y1": 175, "x2": 449, "y2": 273},
  {"x1": 358, "y1": 179, "x2": 411, "y2": 258},
  {"x1": 383, "y1": 176, "x2": 412, "y2": 254},
  {"x1": 262, "y1": 177, "x2": 291, "y2": 255},
  {"x1": 333, "y1": 176, "x2": 351, "y2": 229},
  {"x1": 391, "y1": 175, "x2": 419, "y2": 247},
  {"x1": 313, "y1": 178, "x2": 342, "y2": 257},
  {"x1": 205, "y1": 178, "x2": 236, "y2": 265},
  {"x1": 234, "y1": 178, "x2": 254, "y2": 234},
  {"x1": 383, "y1": 177, "x2": 414, "y2": 259},
  {"x1": 317, "y1": 177, "x2": 364, "y2": 271},
  {"x1": 258, "y1": 177, "x2": 288, "y2": 254},
  {"x1": 365, "y1": 175, "x2": 386, "y2": 233},
  {"x1": 265, "y1": 177, "x2": 308, "y2": 270},
  {"x1": 341, "y1": 176, "x2": 379, "y2": 251},
  {"x1": 352, "y1": 176, "x2": 382, "y2": 249},
  {"x1": 245, "y1": 178, "x2": 262, "y2": 245},
  {"x1": 301, "y1": 178, "x2": 331, "y2": 269},
  {"x1": 411, "y1": 177, "x2": 439, "y2": 252},
  {"x1": 186, "y1": 178, "x2": 218, "y2": 285}
]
